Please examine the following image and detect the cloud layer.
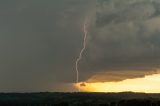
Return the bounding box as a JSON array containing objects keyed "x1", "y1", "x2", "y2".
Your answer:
[
  {"x1": 1, "y1": 0, "x2": 160, "y2": 92},
  {"x1": 0, "y1": 0, "x2": 95, "y2": 92},
  {"x1": 79, "y1": 0, "x2": 160, "y2": 82}
]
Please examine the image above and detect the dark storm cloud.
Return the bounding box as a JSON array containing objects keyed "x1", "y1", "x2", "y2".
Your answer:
[
  {"x1": 79, "y1": 0, "x2": 160, "y2": 82},
  {"x1": 1, "y1": 0, "x2": 160, "y2": 92},
  {"x1": 0, "y1": 0, "x2": 95, "y2": 92},
  {"x1": 80, "y1": 82, "x2": 86, "y2": 87}
]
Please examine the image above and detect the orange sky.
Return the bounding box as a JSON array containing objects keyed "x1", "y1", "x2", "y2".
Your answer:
[{"x1": 75, "y1": 73, "x2": 160, "y2": 93}]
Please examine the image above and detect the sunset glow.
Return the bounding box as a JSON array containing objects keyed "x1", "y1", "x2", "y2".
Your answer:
[{"x1": 75, "y1": 74, "x2": 160, "y2": 93}]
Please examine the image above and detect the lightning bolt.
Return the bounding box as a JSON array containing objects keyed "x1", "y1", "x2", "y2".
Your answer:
[{"x1": 75, "y1": 19, "x2": 88, "y2": 91}]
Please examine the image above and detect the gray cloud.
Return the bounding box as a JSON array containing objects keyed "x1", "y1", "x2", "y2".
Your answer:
[
  {"x1": 79, "y1": 0, "x2": 160, "y2": 82},
  {"x1": 1, "y1": 0, "x2": 160, "y2": 92},
  {"x1": 0, "y1": 0, "x2": 95, "y2": 92}
]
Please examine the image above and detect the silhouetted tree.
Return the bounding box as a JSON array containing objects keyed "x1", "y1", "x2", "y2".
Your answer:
[
  {"x1": 110, "y1": 102, "x2": 117, "y2": 106},
  {"x1": 57, "y1": 102, "x2": 69, "y2": 106},
  {"x1": 118, "y1": 99, "x2": 151, "y2": 106},
  {"x1": 99, "y1": 103, "x2": 109, "y2": 106},
  {"x1": 151, "y1": 102, "x2": 157, "y2": 106},
  {"x1": 118, "y1": 100, "x2": 126, "y2": 106}
]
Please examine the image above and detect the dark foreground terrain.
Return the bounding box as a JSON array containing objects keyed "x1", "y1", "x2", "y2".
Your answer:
[{"x1": 0, "y1": 92, "x2": 160, "y2": 106}]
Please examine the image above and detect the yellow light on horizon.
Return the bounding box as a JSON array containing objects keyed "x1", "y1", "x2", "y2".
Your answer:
[{"x1": 74, "y1": 74, "x2": 160, "y2": 93}]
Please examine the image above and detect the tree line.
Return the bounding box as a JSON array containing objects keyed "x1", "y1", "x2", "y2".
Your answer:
[{"x1": 0, "y1": 92, "x2": 159, "y2": 106}]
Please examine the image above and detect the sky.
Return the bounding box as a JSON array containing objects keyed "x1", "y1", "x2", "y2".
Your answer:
[{"x1": 1, "y1": 0, "x2": 160, "y2": 92}]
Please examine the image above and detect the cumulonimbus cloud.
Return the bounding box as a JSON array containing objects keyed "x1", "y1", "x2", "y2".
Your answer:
[{"x1": 80, "y1": 0, "x2": 160, "y2": 82}]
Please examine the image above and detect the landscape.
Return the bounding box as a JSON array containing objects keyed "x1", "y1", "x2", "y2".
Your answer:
[
  {"x1": 1, "y1": 0, "x2": 160, "y2": 105},
  {"x1": 1, "y1": 92, "x2": 160, "y2": 106}
]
